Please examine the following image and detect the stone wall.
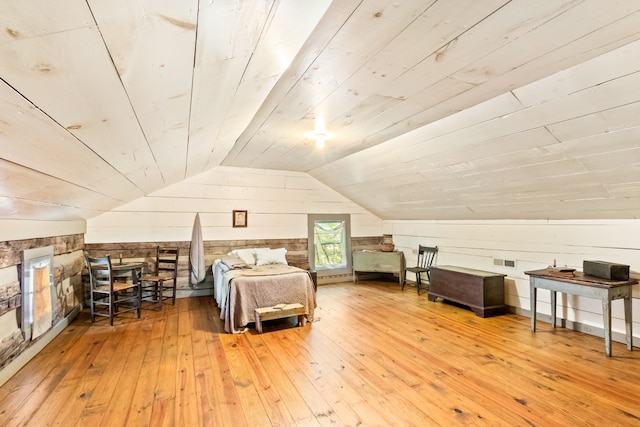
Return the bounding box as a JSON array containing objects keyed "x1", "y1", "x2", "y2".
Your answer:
[{"x1": 0, "y1": 234, "x2": 84, "y2": 369}]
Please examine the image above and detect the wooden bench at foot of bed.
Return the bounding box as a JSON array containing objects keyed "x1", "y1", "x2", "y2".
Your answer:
[{"x1": 255, "y1": 303, "x2": 305, "y2": 333}]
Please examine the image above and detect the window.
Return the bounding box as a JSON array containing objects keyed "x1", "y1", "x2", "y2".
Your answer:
[{"x1": 308, "y1": 214, "x2": 351, "y2": 275}]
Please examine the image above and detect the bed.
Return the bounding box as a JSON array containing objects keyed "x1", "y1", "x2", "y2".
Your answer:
[{"x1": 212, "y1": 247, "x2": 316, "y2": 333}]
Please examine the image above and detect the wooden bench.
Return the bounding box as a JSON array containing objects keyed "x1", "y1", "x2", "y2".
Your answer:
[{"x1": 255, "y1": 303, "x2": 306, "y2": 333}]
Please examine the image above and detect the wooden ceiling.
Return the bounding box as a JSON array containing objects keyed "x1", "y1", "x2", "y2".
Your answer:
[{"x1": 1, "y1": 0, "x2": 639, "y2": 221}]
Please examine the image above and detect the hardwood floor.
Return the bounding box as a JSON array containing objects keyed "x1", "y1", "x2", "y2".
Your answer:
[{"x1": 1, "y1": 280, "x2": 640, "y2": 426}]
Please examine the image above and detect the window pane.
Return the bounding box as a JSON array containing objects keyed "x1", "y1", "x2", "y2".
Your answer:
[{"x1": 314, "y1": 220, "x2": 346, "y2": 269}]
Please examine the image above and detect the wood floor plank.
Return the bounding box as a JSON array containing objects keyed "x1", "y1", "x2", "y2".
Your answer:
[
  {"x1": 2, "y1": 281, "x2": 640, "y2": 426},
  {"x1": 124, "y1": 315, "x2": 166, "y2": 427},
  {"x1": 77, "y1": 321, "x2": 142, "y2": 426},
  {"x1": 149, "y1": 308, "x2": 179, "y2": 426},
  {"x1": 0, "y1": 322, "x2": 98, "y2": 426},
  {"x1": 244, "y1": 331, "x2": 316, "y2": 422},
  {"x1": 257, "y1": 331, "x2": 342, "y2": 426},
  {"x1": 175, "y1": 299, "x2": 199, "y2": 427},
  {"x1": 220, "y1": 334, "x2": 273, "y2": 426},
  {"x1": 99, "y1": 320, "x2": 150, "y2": 427},
  {"x1": 190, "y1": 298, "x2": 223, "y2": 427},
  {"x1": 336, "y1": 293, "x2": 582, "y2": 424}
]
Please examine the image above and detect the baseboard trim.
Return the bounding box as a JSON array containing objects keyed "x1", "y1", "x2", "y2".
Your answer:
[
  {"x1": 509, "y1": 306, "x2": 637, "y2": 349},
  {"x1": 176, "y1": 288, "x2": 213, "y2": 298}
]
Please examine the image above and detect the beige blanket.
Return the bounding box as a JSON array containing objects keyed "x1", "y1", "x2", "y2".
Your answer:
[{"x1": 223, "y1": 265, "x2": 316, "y2": 333}]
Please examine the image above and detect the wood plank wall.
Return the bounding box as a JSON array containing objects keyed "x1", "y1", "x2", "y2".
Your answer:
[
  {"x1": 84, "y1": 166, "x2": 384, "y2": 244},
  {"x1": 389, "y1": 219, "x2": 640, "y2": 346},
  {"x1": 84, "y1": 236, "x2": 382, "y2": 295}
]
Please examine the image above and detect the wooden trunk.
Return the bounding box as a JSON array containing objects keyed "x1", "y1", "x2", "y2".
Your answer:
[
  {"x1": 428, "y1": 265, "x2": 506, "y2": 318},
  {"x1": 352, "y1": 250, "x2": 405, "y2": 285}
]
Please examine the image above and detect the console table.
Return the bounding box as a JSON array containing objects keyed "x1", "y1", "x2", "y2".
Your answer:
[
  {"x1": 428, "y1": 265, "x2": 506, "y2": 317},
  {"x1": 352, "y1": 250, "x2": 405, "y2": 285},
  {"x1": 525, "y1": 268, "x2": 637, "y2": 357}
]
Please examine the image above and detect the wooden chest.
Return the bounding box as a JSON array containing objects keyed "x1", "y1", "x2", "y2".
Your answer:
[
  {"x1": 428, "y1": 265, "x2": 506, "y2": 317},
  {"x1": 352, "y1": 250, "x2": 405, "y2": 285}
]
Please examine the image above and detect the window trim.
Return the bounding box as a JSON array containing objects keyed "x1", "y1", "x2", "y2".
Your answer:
[{"x1": 308, "y1": 214, "x2": 352, "y2": 276}]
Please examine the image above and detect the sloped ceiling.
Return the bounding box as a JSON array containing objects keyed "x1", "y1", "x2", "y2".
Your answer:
[{"x1": 1, "y1": 0, "x2": 639, "y2": 221}]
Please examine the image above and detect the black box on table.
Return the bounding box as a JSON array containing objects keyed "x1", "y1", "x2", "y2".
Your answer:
[{"x1": 583, "y1": 260, "x2": 629, "y2": 281}]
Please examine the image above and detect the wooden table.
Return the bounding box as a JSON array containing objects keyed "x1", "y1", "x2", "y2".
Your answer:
[
  {"x1": 111, "y1": 262, "x2": 145, "y2": 283},
  {"x1": 525, "y1": 268, "x2": 637, "y2": 356},
  {"x1": 352, "y1": 250, "x2": 405, "y2": 285}
]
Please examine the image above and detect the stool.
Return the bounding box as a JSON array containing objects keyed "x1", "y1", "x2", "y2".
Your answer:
[{"x1": 255, "y1": 303, "x2": 305, "y2": 334}]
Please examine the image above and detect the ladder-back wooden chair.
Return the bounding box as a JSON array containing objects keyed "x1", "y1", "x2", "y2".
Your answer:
[
  {"x1": 140, "y1": 246, "x2": 179, "y2": 310},
  {"x1": 85, "y1": 253, "x2": 142, "y2": 326},
  {"x1": 403, "y1": 245, "x2": 438, "y2": 295}
]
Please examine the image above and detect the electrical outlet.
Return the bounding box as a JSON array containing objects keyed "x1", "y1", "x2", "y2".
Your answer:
[{"x1": 493, "y1": 258, "x2": 516, "y2": 269}]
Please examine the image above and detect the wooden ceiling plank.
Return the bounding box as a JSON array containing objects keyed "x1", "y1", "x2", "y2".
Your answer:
[
  {"x1": 353, "y1": 4, "x2": 640, "y2": 157},
  {"x1": 325, "y1": 0, "x2": 508, "y2": 121},
  {"x1": 226, "y1": 0, "x2": 442, "y2": 166},
  {"x1": 187, "y1": 57, "x2": 251, "y2": 174},
  {"x1": 191, "y1": 0, "x2": 331, "y2": 175},
  {"x1": 0, "y1": 25, "x2": 163, "y2": 192},
  {"x1": 0, "y1": 83, "x2": 143, "y2": 201},
  {"x1": 578, "y1": 147, "x2": 640, "y2": 172},
  {"x1": 451, "y1": 0, "x2": 640, "y2": 86},
  {"x1": 337, "y1": 0, "x2": 580, "y2": 146},
  {"x1": 406, "y1": 128, "x2": 558, "y2": 171},
  {"x1": 0, "y1": 0, "x2": 94, "y2": 44},
  {"x1": 378, "y1": 0, "x2": 572, "y2": 98},
  {"x1": 88, "y1": 0, "x2": 199, "y2": 185},
  {"x1": 395, "y1": 69, "x2": 640, "y2": 164},
  {"x1": 543, "y1": 127, "x2": 640, "y2": 157},
  {"x1": 0, "y1": 196, "x2": 101, "y2": 221},
  {"x1": 513, "y1": 39, "x2": 640, "y2": 107},
  {"x1": 187, "y1": 0, "x2": 274, "y2": 175},
  {"x1": 546, "y1": 102, "x2": 640, "y2": 141},
  {"x1": 0, "y1": 160, "x2": 123, "y2": 216}
]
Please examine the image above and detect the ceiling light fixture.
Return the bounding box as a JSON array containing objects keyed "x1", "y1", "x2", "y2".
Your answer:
[
  {"x1": 308, "y1": 116, "x2": 333, "y2": 148},
  {"x1": 314, "y1": 131, "x2": 327, "y2": 148}
]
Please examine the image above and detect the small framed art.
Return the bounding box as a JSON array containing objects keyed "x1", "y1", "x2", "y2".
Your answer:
[{"x1": 232, "y1": 210, "x2": 247, "y2": 228}]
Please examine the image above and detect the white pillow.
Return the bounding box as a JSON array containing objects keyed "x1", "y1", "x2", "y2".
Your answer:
[
  {"x1": 231, "y1": 248, "x2": 258, "y2": 265},
  {"x1": 220, "y1": 256, "x2": 248, "y2": 269},
  {"x1": 255, "y1": 248, "x2": 288, "y2": 266}
]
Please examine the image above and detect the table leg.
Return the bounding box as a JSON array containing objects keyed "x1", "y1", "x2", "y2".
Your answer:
[
  {"x1": 158, "y1": 279, "x2": 164, "y2": 311},
  {"x1": 602, "y1": 297, "x2": 612, "y2": 357},
  {"x1": 625, "y1": 294, "x2": 633, "y2": 351},
  {"x1": 551, "y1": 290, "x2": 557, "y2": 328},
  {"x1": 530, "y1": 284, "x2": 537, "y2": 332}
]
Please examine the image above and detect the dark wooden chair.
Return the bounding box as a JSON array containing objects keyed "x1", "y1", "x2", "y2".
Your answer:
[
  {"x1": 85, "y1": 253, "x2": 142, "y2": 326},
  {"x1": 403, "y1": 245, "x2": 438, "y2": 295},
  {"x1": 140, "y1": 247, "x2": 179, "y2": 310}
]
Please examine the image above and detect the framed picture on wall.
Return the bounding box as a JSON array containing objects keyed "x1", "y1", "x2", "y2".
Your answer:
[{"x1": 232, "y1": 210, "x2": 247, "y2": 228}]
